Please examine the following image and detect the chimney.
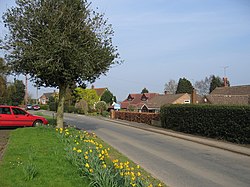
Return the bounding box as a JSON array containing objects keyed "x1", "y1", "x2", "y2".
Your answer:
[
  {"x1": 223, "y1": 77, "x2": 228, "y2": 87},
  {"x1": 191, "y1": 88, "x2": 197, "y2": 104}
]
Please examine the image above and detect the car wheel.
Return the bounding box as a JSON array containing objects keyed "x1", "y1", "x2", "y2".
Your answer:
[{"x1": 33, "y1": 120, "x2": 43, "y2": 127}]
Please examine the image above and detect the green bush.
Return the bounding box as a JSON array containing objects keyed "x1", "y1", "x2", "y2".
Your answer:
[
  {"x1": 49, "y1": 102, "x2": 58, "y2": 111},
  {"x1": 39, "y1": 104, "x2": 49, "y2": 110},
  {"x1": 160, "y1": 104, "x2": 250, "y2": 144},
  {"x1": 64, "y1": 105, "x2": 77, "y2": 113}
]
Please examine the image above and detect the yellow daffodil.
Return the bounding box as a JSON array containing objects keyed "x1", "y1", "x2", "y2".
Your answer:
[
  {"x1": 73, "y1": 147, "x2": 77, "y2": 151},
  {"x1": 77, "y1": 149, "x2": 82, "y2": 153},
  {"x1": 84, "y1": 155, "x2": 88, "y2": 159},
  {"x1": 137, "y1": 172, "x2": 141, "y2": 177},
  {"x1": 89, "y1": 168, "x2": 93, "y2": 173},
  {"x1": 85, "y1": 163, "x2": 90, "y2": 168}
]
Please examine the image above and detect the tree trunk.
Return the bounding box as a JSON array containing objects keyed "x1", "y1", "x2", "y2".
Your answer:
[{"x1": 56, "y1": 84, "x2": 67, "y2": 128}]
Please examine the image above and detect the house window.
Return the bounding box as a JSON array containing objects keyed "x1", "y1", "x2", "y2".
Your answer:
[
  {"x1": 141, "y1": 105, "x2": 148, "y2": 112},
  {"x1": 184, "y1": 100, "x2": 190, "y2": 104}
]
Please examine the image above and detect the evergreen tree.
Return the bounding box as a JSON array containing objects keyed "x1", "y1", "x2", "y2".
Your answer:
[
  {"x1": 176, "y1": 78, "x2": 193, "y2": 94},
  {"x1": 6, "y1": 79, "x2": 25, "y2": 105},
  {"x1": 101, "y1": 89, "x2": 114, "y2": 105},
  {"x1": 209, "y1": 75, "x2": 223, "y2": 93},
  {"x1": 3, "y1": 0, "x2": 121, "y2": 127},
  {"x1": 141, "y1": 88, "x2": 149, "y2": 94}
]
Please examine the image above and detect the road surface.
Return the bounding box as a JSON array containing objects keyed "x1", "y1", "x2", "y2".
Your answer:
[{"x1": 41, "y1": 111, "x2": 250, "y2": 187}]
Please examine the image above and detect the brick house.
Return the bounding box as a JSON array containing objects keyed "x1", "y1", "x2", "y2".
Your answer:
[
  {"x1": 39, "y1": 91, "x2": 58, "y2": 105},
  {"x1": 120, "y1": 92, "x2": 194, "y2": 112},
  {"x1": 120, "y1": 93, "x2": 159, "y2": 111},
  {"x1": 142, "y1": 93, "x2": 191, "y2": 113}
]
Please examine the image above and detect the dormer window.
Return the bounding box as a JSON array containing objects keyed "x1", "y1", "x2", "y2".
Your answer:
[
  {"x1": 141, "y1": 95, "x2": 148, "y2": 101},
  {"x1": 127, "y1": 95, "x2": 134, "y2": 101}
]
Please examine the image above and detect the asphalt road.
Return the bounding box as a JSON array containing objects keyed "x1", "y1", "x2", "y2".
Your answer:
[{"x1": 40, "y1": 111, "x2": 250, "y2": 187}]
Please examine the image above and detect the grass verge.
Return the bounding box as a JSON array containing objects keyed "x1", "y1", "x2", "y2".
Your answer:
[{"x1": 0, "y1": 127, "x2": 90, "y2": 187}]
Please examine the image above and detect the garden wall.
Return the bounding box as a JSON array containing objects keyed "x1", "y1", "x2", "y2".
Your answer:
[{"x1": 113, "y1": 111, "x2": 160, "y2": 125}]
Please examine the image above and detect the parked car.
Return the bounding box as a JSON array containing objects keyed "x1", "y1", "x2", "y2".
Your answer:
[
  {"x1": 26, "y1": 104, "x2": 33, "y2": 110},
  {"x1": 32, "y1": 105, "x2": 40, "y2": 110},
  {"x1": 0, "y1": 105, "x2": 48, "y2": 127}
]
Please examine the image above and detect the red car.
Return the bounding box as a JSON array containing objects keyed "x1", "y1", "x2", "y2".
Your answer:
[{"x1": 0, "y1": 105, "x2": 48, "y2": 127}]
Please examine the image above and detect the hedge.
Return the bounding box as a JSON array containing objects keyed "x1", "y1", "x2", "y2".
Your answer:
[{"x1": 160, "y1": 104, "x2": 250, "y2": 144}]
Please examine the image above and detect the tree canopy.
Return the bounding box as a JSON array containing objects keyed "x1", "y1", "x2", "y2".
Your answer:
[
  {"x1": 176, "y1": 78, "x2": 193, "y2": 94},
  {"x1": 194, "y1": 76, "x2": 213, "y2": 96},
  {"x1": 141, "y1": 88, "x2": 149, "y2": 94},
  {"x1": 74, "y1": 87, "x2": 99, "y2": 111},
  {"x1": 101, "y1": 89, "x2": 114, "y2": 105},
  {"x1": 164, "y1": 79, "x2": 177, "y2": 94},
  {"x1": 3, "y1": 0, "x2": 121, "y2": 127},
  {"x1": 209, "y1": 75, "x2": 223, "y2": 93}
]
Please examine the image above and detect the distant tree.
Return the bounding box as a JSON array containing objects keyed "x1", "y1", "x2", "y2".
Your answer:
[
  {"x1": 176, "y1": 78, "x2": 193, "y2": 94},
  {"x1": 164, "y1": 79, "x2": 177, "y2": 94},
  {"x1": 3, "y1": 0, "x2": 121, "y2": 128},
  {"x1": 75, "y1": 99, "x2": 88, "y2": 114},
  {"x1": 6, "y1": 79, "x2": 25, "y2": 105},
  {"x1": 74, "y1": 87, "x2": 99, "y2": 111},
  {"x1": 95, "y1": 101, "x2": 108, "y2": 114},
  {"x1": 141, "y1": 88, "x2": 149, "y2": 94},
  {"x1": 101, "y1": 89, "x2": 114, "y2": 105},
  {"x1": 194, "y1": 75, "x2": 213, "y2": 96},
  {"x1": 0, "y1": 58, "x2": 8, "y2": 104},
  {"x1": 209, "y1": 75, "x2": 224, "y2": 93}
]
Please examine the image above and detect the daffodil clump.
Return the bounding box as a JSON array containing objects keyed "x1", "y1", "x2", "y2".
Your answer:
[{"x1": 56, "y1": 127, "x2": 163, "y2": 187}]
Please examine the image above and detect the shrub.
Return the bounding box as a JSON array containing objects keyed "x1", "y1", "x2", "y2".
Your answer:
[
  {"x1": 39, "y1": 104, "x2": 49, "y2": 110},
  {"x1": 160, "y1": 104, "x2": 250, "y2": 144},
  {"x1": 95, "y1": 101, "x2": 108, "y2": 115},
  {"x1": 75, "y1": 100, "x2": 88, "y2": 114},
  {"x1": 49, "y1": 102, "x2": 58, "y2": 111},
  {"x1": 64, "y1": 105, "x2": 77, "y2": 113}
]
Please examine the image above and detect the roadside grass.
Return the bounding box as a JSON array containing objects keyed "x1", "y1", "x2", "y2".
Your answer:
[
  {"x1": 0, "y1": 127, "x2": 90, "y2": 187},
  {"x1": 3, "y1": 112, "x2": 166, "y2": 186}
]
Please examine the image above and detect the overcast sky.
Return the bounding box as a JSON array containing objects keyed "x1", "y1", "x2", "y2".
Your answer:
[{"x1": 1, "y1": 0, "x2": 250, "y2": 101}]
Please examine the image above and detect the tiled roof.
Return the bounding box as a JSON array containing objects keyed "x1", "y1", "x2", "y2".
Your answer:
[
  {"x1": 210, "y1": 85, "x2": 250, "y2": 96},
  {"x1": 208, "y1": 85, "x2": 250, "y2": 105},
  {"x1": 206, "y1": 95, "x2": 249, "y2": 105},
  {"x1": 146, "y1": 93, "x2": 188, "y2": 108},
  {"x1": 93, "y1": 88, "x2": 107, "y2": 97},
  {"x1": 121, "y1": 93, "x2": 159, "y2": 109},
  {"x1": 41, "y1": 92, "x2": 55, "y2": 99}
]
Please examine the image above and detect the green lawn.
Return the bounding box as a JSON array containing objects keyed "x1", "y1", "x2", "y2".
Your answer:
[
  {"x1": 0, "y1": 113, "x2": 166, "y2": 187},
  {"x1": 0, "y1": 127, "x2": 90, "y2": 187}
]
